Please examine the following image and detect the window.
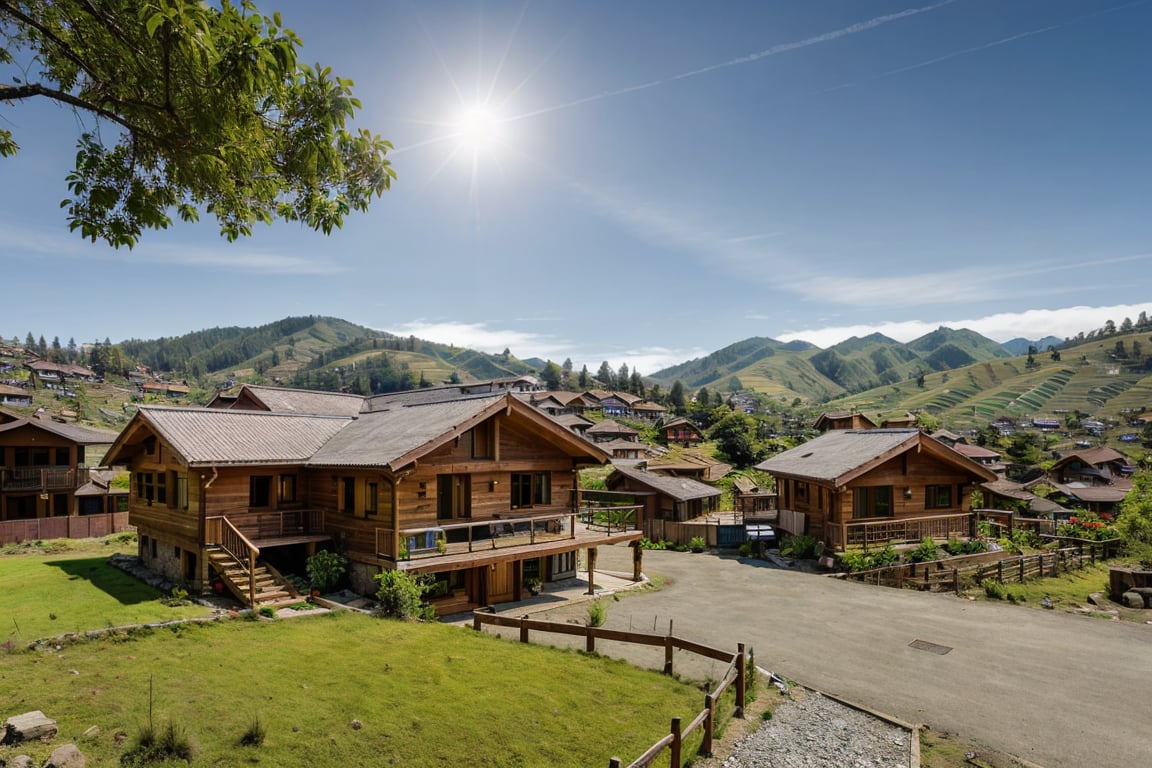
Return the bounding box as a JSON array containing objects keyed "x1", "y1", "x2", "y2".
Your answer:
[
  {"x1": 341, "y1": 477, "x2": 356, "y2": 515},
  {"x1": 925, "y1": 485, "x2": 953, "y2": 509},
  {"x1": 437, "y1": 475, "x2": 470, "y2": 519},
  {"x1": 278, "y1": 475, "x2": 298, "y2": 504},
  {"x1": 365, "y1": 482, "x2": 378, "y2": 516},
  {"x1": 512, "y1": 473, "x2": 552, "y2": 509},
  {"x1": 471, "y1": 421, "x2": 494, "y2": 459},
  {"x1": 172, "y1": 473, "x2": 188, "y2": 510},
  {"x1": 853, "y1": 486, "x2": 894, "y2": 519},
  {"x1": 796, "y1": 482, "x2": 809, "y2": 504},
  {"x1": 250, "y1": 476, "x2": 272, "y2": 508},
  {"x1": 135, "y1": 472, "x2": 166, "y2": 505}
]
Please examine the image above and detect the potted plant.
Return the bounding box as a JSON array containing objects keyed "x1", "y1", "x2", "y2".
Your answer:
[
  {"x1": 306, "y1": 550, "x2": 348, "y2": 595},
  {"x1": 524, "y1": 577, "x2": 542, "y2": 596}
]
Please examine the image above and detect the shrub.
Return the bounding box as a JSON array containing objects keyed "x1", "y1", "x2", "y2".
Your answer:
[
  {"x1": 374, "y1": 570, "x2": 435, "y2": 620},
  {"x1": 638, "y1": 538, "x2": 669, "y2": 550},
  {"x1": 306, "y1": 550, "x2": 348, "y2": 593},
  {"x1": 587, "y1": 599, "x2": 607, "y2": 627},
  {"x1": 689, "y1": 536, "x2": 706, "y2": 553},
  {"x1": 944, "y1": 538, "x2": 988, "y2": 556},
  {"x1": 983, "y1": 580, "x2": 1007, "y2": 600},
  {"x1": 837, "y1": 545, "x2": 897, "y2": 572},
  {"x1": 907, "y1": 537, "x2": 940, "y2": 563},
  {"x1": 780, "y1": 534, "x2": 820, "y2": 559}
]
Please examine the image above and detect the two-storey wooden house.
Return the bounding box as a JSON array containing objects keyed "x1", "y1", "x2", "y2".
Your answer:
[
  {"x1": 103, "y1": 388, "x2": 643, "y2": 612},
  {"x1": 755, "y1": 429, "x2": 997, "y2": 551},
  {"x1": 0, "y1": 414, "x2": 120, "y2": 520}
]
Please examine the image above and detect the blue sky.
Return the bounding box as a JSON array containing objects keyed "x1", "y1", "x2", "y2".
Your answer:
[{"x1": 2, "y1": 0, "x2": 1150, "y2": 374}]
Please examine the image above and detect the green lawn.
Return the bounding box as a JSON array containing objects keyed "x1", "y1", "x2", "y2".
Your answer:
[
  {"x1": 1, "y1": 540, "x2": 704, "y2": 767},
  {"x1": 1, "y1": 538, "x2": 212, "y2": 643}
]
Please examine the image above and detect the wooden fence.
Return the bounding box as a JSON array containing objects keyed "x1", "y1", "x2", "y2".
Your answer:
[
  {"x1": 0, "y1": 511, "x2": 132, "y2": 545},
  {"x1": 470, "y1": 612, "x2": 747, "y2": 768},
  {"x1": 842, "y1": 539, "x2": 1121, "y2": 593}
]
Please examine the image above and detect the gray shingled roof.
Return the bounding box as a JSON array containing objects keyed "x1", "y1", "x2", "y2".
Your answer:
[
  {"x1": 135, "y1": 406, "x2": 354, "y2": 466},
  {"x1": 240, "y1": 384, "x2": 367, "y2": 416},
  {"x1": 0, "y1": 417, "x2": 119, "y2": 444},
  {"x1": 308, "y1": 395, "x2": 504, "y2": 469},
  {"x1": 755, "y1": 429, "x2": 921, "y2": 483},
  {"x1": 586, "y1": 419, "x2": 638, "y2": 436},
  {"x1": 610, "y1": 464, "x2": 720, "y2": 501}
]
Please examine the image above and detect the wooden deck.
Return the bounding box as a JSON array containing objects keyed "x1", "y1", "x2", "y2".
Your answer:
[{"x1": 394, "y1": 522, "x2": 642, "y2": 574}]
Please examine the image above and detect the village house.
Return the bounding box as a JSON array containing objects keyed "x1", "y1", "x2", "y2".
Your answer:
[
  {"x1": 660, "y1": 417, "x2": 705, "y2": 447},
  {"x1": 605, "y1": 463, "x2": 721, "y2": 524},
  {"x1": 0, "y1": 411, "x2": 121, "y2": 520},
  {"x1": 1041, "y1": 446, "x2": 1133, "y2": 516},
  {"x1": 102, "y1": 386, "x2": 643, "y2": 612},
  {"x1": 755, "y1": 429, "x2": 998, "y2": 552},
  {"x1": 812, "y1": 410, "x2": 878, "y2": 432}
]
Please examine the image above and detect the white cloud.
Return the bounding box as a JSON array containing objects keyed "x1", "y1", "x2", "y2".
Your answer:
[{"x1": 775, "y1": 304, "x2": 1152, "y2": 348}]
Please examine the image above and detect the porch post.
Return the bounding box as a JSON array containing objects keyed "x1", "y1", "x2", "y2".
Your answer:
[
  {"x1": 587, "y1": 546, "x2": 598, "y2": 595},
  {"x1": 631, "y1": 540, "x2": 643, "y2": 582}
]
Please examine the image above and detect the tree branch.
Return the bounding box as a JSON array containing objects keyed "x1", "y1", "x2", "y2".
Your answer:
[{"x1": 0, "y1": 82, "x2": 136, "y2": 133}]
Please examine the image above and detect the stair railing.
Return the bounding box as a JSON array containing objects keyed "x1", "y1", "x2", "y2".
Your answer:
[{"x1": 206, "y1": 515, "x2": 262, "y2": 607}]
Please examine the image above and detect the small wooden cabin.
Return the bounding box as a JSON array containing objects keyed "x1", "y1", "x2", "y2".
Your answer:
[{"x1": 756, "y1": 429, "x2": 997, "y2": 551}]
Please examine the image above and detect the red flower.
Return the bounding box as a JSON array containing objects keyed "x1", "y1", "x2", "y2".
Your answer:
[
  {"x1": 1069, "y1": 517, "x2": 1079, "y2": 524},
  {"x1": 1101, "y1": 513, "x2": 1114, "y2": 521}
]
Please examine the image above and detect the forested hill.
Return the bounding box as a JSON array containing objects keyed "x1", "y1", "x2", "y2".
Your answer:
[
  {"x1": 119, "y1": 316, "x2": 537, "y2": 392},
  {"x1": 645, "y1": 327, "x2": 1012, "y2": 401}
]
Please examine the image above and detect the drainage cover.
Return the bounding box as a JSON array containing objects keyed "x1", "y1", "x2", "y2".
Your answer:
[{"x1": 909, "y1": 639, "x2": 952, "y2": 655}]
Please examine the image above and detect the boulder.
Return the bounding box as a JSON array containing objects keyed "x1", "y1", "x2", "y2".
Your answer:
[
  {"x1": 1087, "y1": 591, "x2": 1108, "y2": 607},
  {"x1": 1122, "y1": 591, "x2": 1146, "y2": 609},
  {"x1": 9, "y1": 755, "x2": 36, "y2": 768},
  {"x1": 2, "y1": 711, "x2": 57, "y2": 745},
  {"x1": 44, "y1": 743, "x2": 85, "y2": 768}
]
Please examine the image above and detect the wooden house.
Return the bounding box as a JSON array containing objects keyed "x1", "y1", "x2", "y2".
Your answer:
[
  {"x1": 606, "y1": 464, "x2": 721, "y2": 524},
  {"x1": 812, "y1": 411, "x2": 878, "y2": 432},
  {"x1": 0, "y1": 416, "x2": 120, "y2": 520},
  {"x1": 585, "y1": 418, "x2": 640, "y2": 444},
  {"x1": 103, "y1": 390, "x2": 643, "y2": 612},
  {"x1": 755, "y1": 429, "x2": 997, "y2": 552},
  {"x1": 661, "y1": 417, "x2": 704, "y2": 447},
  {"x1": 0, "y1": 384, "x2": 32, "y2": 407}
]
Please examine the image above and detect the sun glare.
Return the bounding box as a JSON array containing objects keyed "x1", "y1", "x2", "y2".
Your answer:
[{"x1": 454, "y1": 103, "x2": 505, "y2": 150}]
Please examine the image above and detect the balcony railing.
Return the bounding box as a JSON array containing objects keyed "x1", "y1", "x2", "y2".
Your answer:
[
  {"x1": 828, "y1": 512, "x2": 972, "y2": 552},
  {"x1": 377, "y1": 510, "x2": 590, "y2": 562},
  {"x1": 216, "y1": 507, "x2": 326, "y2": 541},
  {"x1": 0, "y1": 466, "x2": 89, "y2": 492}
]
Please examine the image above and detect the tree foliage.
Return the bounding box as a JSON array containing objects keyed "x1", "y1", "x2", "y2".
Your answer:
[{"x1": 0, "y1": 0, "x2": 395, "y2": 247}]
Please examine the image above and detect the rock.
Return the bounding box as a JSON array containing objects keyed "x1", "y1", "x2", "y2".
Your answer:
[
  {"x1": 1122, "y1": 591, "x2": 1146, "y2": 609},
  {"x1": 350, "y1": 719, "x2": 363, "y2": 730},
  {"x1": 9, "y1": 755, "x2": 36, "y2": 768},
  {"x1": 2, "y1": 711, "x2": 58, "y2": 745},
  {"x1": 1087, "y1": 592, "x2": 1108, "y2": 607},
  {"x1": 82, "y1": 726, "x2": 100, "y2": 739},
  {"x1": 44, "y1": 743, "x2": 85, "y2": 768}
]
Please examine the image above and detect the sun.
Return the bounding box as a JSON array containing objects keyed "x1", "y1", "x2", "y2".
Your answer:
[{"x1": 453, "y1": 102, "x2": 507, "y2": 151}]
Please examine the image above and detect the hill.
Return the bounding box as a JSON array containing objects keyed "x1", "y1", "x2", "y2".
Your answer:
[
  {"x1": 647, "y1": 327, "x2": 1011, "y2": 401},
  {"x1": 118, "y1": 316, "x2": 539, "y2": 393}
]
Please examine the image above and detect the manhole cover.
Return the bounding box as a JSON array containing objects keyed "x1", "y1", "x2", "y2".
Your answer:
[{"x1": 909, "y1": 639, "x2": 952, "y2": 655}]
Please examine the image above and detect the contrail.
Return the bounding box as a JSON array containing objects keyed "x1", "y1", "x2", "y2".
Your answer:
[
  {"x1": 827, "y1": 0, "x2": 1147, "y2": 91},
  {"x1": 509, "y1": 0, "x2": 958, "y2": 122}
]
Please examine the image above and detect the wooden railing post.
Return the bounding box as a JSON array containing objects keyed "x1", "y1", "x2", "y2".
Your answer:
[
  {"x1": 702, "y1": 694, "x2": 714, "y2": 756},
  {"x1": 609, "y1": 759, "x2": 621, "y2": 768},
  {"x1": 586, "y1": 625, "x2": 595, "y2": 654},
  {"x1": 670, "y1": 717, "x2": 682, "y2": 767},
  {"x1": 735, "y1": 643, "x2": 746, "y2": 717},
  {"x1": 473, "y1": 614, "x2": 481, "y2": 631},
  {"x1": 520, "y1": 620, "x2": 529, "y2": 644},
  {"x1": 664, "y1": 634, "x2": 674, "y2": 675}
]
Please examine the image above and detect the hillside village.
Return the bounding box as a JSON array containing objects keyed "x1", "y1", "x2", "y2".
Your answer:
[{"x1": 3, "y1": 314, "x2": 1152, "y2": 610}]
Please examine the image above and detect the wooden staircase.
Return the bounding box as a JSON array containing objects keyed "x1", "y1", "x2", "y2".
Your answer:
[{"x1": 207, "y1": 545, "x2": 298, "y2": 608}]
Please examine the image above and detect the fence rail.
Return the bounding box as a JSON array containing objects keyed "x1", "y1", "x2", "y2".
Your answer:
[
  {"x1": 0, "y1": 511, "x2": 132, "y2": 545},
  {"x1": 842, "y1": 539, "x2": 1121, "y2": 593},
  {"x1": 470, "y1": 612, "x2": 747, "y2": 768}
]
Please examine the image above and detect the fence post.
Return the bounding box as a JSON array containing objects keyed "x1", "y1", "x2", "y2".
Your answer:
[
  {"x1": 609, "y1": 759, "x2": 621, "y2": 768},
  {"x1": 586, "y1": 625, "x2": 595, "y2": 654},
  {"x1": 702, "y1": 694, "x2": 715, "y2": 756},
  {"x1": 670, "y1": 717, "x2": 682, "y2": 767},
  {"x1": 472, "y1": 613, "x2": 481, "y2": 632},
  {"x1": 664, "y1": 634, "x2": 674, "y2": 675},
  {"x1": 998, "y1": 559, "x2": 1003, "y2": 584},
  {"x1": 736, "y1": 643, "x2": 746, "y2": 717},
  {"x1": 520, "y1": 619, "x2": 529, "y2": 644},
  {"x1": 1019, "y1": 556, "x2": 1026, "y2": 584},
  {"x1": 952, "y1": 568, "x2": 959, "y2": 595}
]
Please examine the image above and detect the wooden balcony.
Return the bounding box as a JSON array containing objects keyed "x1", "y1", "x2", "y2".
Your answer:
[
  {"x1": 827, "y1": 512, "x2": 972, "y2": 552},
  {"x1": 0, "y1": 466, "x2": 89, "y2": 493},
  {"x1": 376, "y1": 507, "x2": 643, "y2": 572},
  {"x1": 219, "y1": 507, "x2": 329, "y2": 547}
]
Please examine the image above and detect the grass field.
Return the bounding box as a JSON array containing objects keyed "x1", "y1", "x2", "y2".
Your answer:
[{"x1": 0, "y1": 540, "x2": 704, "y2": 767}]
